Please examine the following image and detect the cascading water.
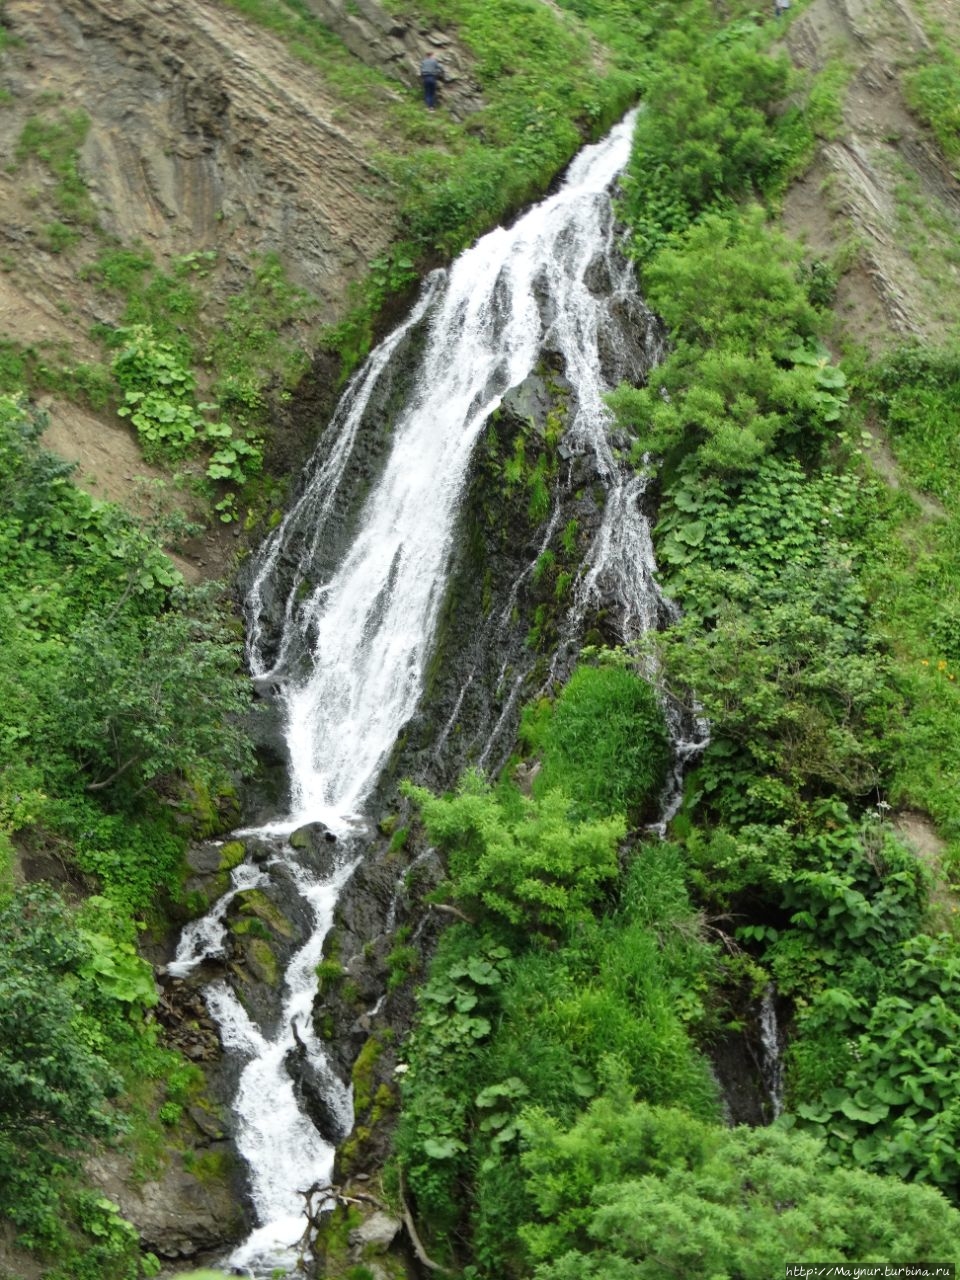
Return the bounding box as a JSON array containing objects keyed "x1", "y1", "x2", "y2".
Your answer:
[
  {"x1": 246, "y1": 110, "x2": 653, "y2": 834},
  {"x1": 759, "y1": 983, "x2": 785, "y2": 1119},
  {"x1": 173, "y1": 110, "x2": 703, "y2": 1278}
]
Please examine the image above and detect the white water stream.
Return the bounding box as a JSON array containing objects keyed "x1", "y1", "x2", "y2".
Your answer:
[
  {"x1": 248, "y1": 110, "x2": 645, "y2": 834},
  {"x1": 760, "y1": 982, "x2": 785, "y2": 1119},
  {"x1": 173, "y1": 111, "x2": 696, "y2": 1277}
]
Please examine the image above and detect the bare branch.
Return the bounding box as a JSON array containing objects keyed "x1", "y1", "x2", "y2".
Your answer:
[
  {"x1": 430, "y1": 902, "x2": 476, "y2": 925},
  {"x1": 399, "y1": 1169, "x2": 452, "y2": 1274},
  {"x1": 86, "y1": 752, "x2": 142, "y2": 791}
]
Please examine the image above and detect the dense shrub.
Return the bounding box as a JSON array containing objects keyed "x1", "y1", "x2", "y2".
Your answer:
[
  {"x1": 521, "y1": 1086, "x2": 960, "y2": 1277},
  {"x1": 520, "y1": 661, "x2": 670, "y2": 821},
  {"x1": 404, "y1": 773, "x2": 624, "y2": 931},
  {"x1": 619, "y1": 28, "x2": 804, "y2": 260}
]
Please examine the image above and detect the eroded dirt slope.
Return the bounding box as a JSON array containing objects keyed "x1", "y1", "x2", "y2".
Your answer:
[
  {"x1": 782, "y1": 0, "x2": 960, "y2": 349},
  {"x1": 0, "y1": 0, "x2": 479, "y2": 515}
]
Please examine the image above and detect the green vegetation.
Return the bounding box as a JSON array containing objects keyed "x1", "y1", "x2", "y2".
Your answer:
[
  {"x1": 618, "y1": 31, "x2": 804, "y2": 260},
  {"x1": 5, "y1": 0, "x2": 960, "y2": 1276},
  {"x1": 858, "y1": 347, "x2": 960, "y2": 860},
  {"x1": 0, "y1": 335, "x2": 114, "y2": 409},
  {"x1": 522, "y1": 1084, "x2": 960, "y2": 1278},
  {"x1": 519, "y1": 661, "x2": 669, "y2": 821},
  {"x1": 405, "y1": 773, "x2": 625, "y2": 932},
  {"x1": 15, "y1": 111, "x2": 97, "y2": 224},
  {"x1": 86, "y1": 248, "x2": 314, "y2": 517},
  {"x1": 395, "y1": 664, "x2": 721, "y2": 1270},
  {"x1": 903, "y1": 29, "x2": 960, "y2": 169},
  {"x1": 391, "y1": 1, "x2": 960, "y2": 1276},
  {"x1": 0, "y1": 394, "x2": 252, "y2": 1274},
  {"x1": 607, "y1": 211, "x2": 846, "y2": 473}
]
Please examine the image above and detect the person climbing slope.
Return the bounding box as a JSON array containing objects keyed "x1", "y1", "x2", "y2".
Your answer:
[{"x1": 420, "y1": 51, "x2": 444, "y2": 108}]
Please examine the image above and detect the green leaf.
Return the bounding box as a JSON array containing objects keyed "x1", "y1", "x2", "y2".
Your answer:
[
  {"x1": 422, "y1": 1136, "x2": 465, "y2": 1160},
  {"x1": 675, "y1": 519, "x2": 707, "y2": 546},
  {"x1": 838, "y1": 1096, "x2": 889, "y2": 1124}
]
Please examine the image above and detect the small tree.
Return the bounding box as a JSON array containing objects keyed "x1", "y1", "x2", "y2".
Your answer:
[
  {"x1": 0, "y1": 888, "x2": 120, "y2": 1178},
  {"x1": 54, "y1": 584, "x2": 255, "y2": 795},
  {"x1": 521, "y1": 1087, "x2": 960, "y2": 1277},
  {"x1": 404, "y1": 773, "x2": 624, "y2": 932}
]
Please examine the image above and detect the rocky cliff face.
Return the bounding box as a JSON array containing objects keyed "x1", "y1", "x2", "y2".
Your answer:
[
  {"x1": 2, "y1": 0, "x2": 480, "y2": 308},
  {"x1": 781, "y1": 0, "x2": 960, "y2": 349},
  {"x1": 0, "y1": 0, "x2": 481, "y2": 515}
]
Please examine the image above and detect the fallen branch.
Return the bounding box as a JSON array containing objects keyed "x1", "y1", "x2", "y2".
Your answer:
[
  {"x1": 399, "y1": 1170, "x2": 451, "y2": 1275},
  {"x1": 430, "y1": 902, "x2": 476, "y2": 925}
]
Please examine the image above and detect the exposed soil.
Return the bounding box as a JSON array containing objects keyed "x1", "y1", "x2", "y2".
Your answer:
[
  {"x1": 780, "y1": 0, "x2": 960, "y2": 352},
  {"x1": 894, "y1": 809, "x2": 958, "y2": 929},
  {"x1": 0, "y1": 0, "x2": 483, "y2": 575}
]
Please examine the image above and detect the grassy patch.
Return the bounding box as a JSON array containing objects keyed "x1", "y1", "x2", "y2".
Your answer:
[
  {"x1": 863, "y1": 345, "x2": 960, "y2": 862},
  {"x1": 15, "y1": 111, "x2": 97, "y2": 225},
  {"x1": 904, "y1": 47, "x2": 960, "y2": 170}
]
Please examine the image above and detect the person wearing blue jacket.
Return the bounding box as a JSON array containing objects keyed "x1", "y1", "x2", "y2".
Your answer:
[{"x1": 420, "y1": 52, "x2": 444, "y2": 108}]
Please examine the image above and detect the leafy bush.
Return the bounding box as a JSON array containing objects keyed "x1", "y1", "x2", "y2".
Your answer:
[
  {"x1": 654, "y1": 454, "x2": 863, "y2": 587},
  {"x1": 404, "y1": 772, "x2": 624, "y2": 931},
  {"x1": 520, "y1": 1084, "x2": 960, "y2": 1277},
  {"x1": 112, "y1": 325, "x2": 206, "y2": 457},
  {"x1": 619, "y1": 30, "x2": 803, "y2": 260},
  {"x1": 0, "y1": 887, "x2": 121, "y2": 1165},
  {"x1": 794, "y1": 933, "x2": 960, "y2": 1191},
  {"x1": 484, "y1": 852, "x2": 720, "y2": 1118},
  {"x1": 520, "y1": 661, "x2": 669, "y2": 821},
  {"x1": 869, "y1": 344, "x2": 960, "y2": 504},
  {"x1": 862, "y1": 345, "x2": 960, "y2": 852},
  {"x1": 0, "y1": 393, "x2": 179, "y2": 617},
  {"x1": 650, "y1": 457, "x2": 892, "y2": 819},
  {"x1": 395, "y1": 930, "x2": 513, "y2": 1239},
  {"x1": 396, "y1": 770, "x2": 719, "y2": 1274},
  {"x1": 608, "y1": 211, "x2": 839, "y2": 472},
  {"x1": 0, "y1": 392, "x2": 252, "y2": 816}
]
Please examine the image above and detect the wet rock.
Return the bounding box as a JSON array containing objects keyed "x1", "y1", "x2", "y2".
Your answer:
[
  {"x1": 246, "y1": 835, "x2": 279, "y2": 864},
  {"x1": 156, "y1": 982, "x2": 222, "y2": 1064},
  {"x1": 219, "y1": 878, "x2": 313, "y2": 1034},
  {"x1": 185, "y1": 843, "x2": 226, "y2": 877},
  {"x1": 349, "y1": 1210, "x2": 401, "y2": 1256},
  {"x1": 286, "y1": 1027, "x2": 353, "y2": 1146},
  {"x1": 188, "y1": 1104, "x2": 227, "y2": 1142},
  {"x1": 289, "y1": 821, "x2": 341, "y2": 877},
  {"x1": 500, "y1": 371, "x2": 560, "y2": 432},
  {"x1": 86, "y1": 1143, "x2": 248, "y2": 1262},
  {"x1": 244, "y1": 936, "x2": 281, "y2": 985},
  {"x1": 181, "y1": 840, "x2": 247, "y2": 917}
]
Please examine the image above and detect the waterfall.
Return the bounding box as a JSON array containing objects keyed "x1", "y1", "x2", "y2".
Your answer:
[
  {"x1": 245, "y1": 110, "x2": 648, "y2": 836},
  {"x1": 174, "y1": 110, "x2": 698, "y2": 1278},
  {"x1": 759, "y1": 983, "x2": 785, "y2": 1119}
]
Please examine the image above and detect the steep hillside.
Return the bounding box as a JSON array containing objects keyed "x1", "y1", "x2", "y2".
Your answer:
[
  {"x1": 0, "y1": 0, "x2": 461, "y2": 534},
  {"x1": 782, "y1": 0, "x2": 960, "y2": 347},
  {"x1": 0, "y1": 0, "x2": 642, "y2": 553}
]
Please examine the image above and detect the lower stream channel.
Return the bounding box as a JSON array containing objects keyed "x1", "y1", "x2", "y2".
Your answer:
[{"x1": 167, "y1": 111, "x2": 705, "y2": 1276}]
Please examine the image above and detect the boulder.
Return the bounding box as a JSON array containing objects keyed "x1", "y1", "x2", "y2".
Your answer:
[{"x1": 348, "y1": 1210, "x2": 402, "y2": 1256}]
